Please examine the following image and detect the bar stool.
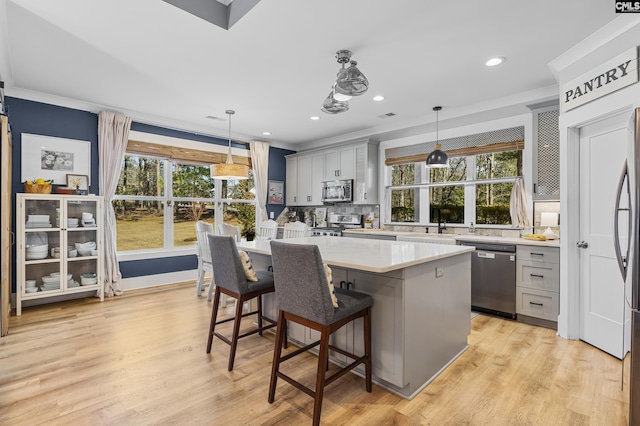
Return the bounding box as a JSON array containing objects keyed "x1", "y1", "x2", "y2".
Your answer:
[
  {"x1": 268, "y1": 240, "x2": 372, "y2": 426},
  {"x1": 206, "y1": 234, "x2": 277, "y2": 371}
]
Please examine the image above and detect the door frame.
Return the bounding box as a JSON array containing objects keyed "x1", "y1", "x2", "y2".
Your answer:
[{"x1": 559, "y1": 84, "x2": 639, "y2": 340}]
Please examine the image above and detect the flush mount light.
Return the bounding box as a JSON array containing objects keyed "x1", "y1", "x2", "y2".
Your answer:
[
  {"x1": 373, "y1": 95, "x2": 385, "y2": 102},
  {"x1": 485, "y1": 57, "x2": 505, "y2": 67},
  {"x1": 426, "y1": 106, "x2": 448, "y2": 168},
  {"x1": 310, "y1": 116, "x2": 321, "y2": 121},
  {"x1": 210, "y1": 110, "x2": 249, "y2": 180}
]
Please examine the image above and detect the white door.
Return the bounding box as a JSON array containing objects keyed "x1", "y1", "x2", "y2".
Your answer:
[{"x1": 579, "y1": 112, "x2": 631, "y2": 359}]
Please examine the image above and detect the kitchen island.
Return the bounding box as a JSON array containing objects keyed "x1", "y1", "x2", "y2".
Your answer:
[{"x1": 238, "y1": 236, "x2": 474, "y2": 400}]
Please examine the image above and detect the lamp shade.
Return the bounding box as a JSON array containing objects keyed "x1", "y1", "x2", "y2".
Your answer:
[
  {"x1": 540, "y1": 212, "x2": 559, "y2": 227},
  {"x1": 426, "y1": 143, "x2": 448, "y2": 168},
  {"x1": 335, "y1": 60, "x2": 369, "y2": 96},
  {"x1": 210, "y1": 162, "x2": 249, "y2": 180},
  {"x1": 321, "y1": 91, "x2": 349, "y2": 114}
]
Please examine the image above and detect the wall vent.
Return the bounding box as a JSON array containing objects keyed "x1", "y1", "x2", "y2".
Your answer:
[{"x1": 378, "y1": 112, "x2": 396, "y2": 119}]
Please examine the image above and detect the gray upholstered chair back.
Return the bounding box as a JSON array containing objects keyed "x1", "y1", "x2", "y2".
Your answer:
[
  {"x1": 208, "y1": 234, "x2": 249, "y2": 294},
  {"x1": 270, "y1": 241, "x2": 335, "y2": 325}
]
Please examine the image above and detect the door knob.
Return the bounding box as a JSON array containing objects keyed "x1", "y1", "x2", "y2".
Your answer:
[{"x1": 576, "y1": 241, "x2": 589, "y2": 248}]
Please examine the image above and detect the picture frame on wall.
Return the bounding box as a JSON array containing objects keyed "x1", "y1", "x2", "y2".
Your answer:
[
  {"x1": 21, "y1": 134, "x2": 91, "y2": 185},
  {"x1": 268, "y1": 180, "x2": 284, "y2": 205},
  {"x1": 66, "y1": 174, "x2": 89, "y2": 191}
]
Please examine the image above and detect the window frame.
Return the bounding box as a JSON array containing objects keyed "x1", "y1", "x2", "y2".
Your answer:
[
  {"x1": 113, "y1": 154, "x2": 256, "y2": 260},
  {"x1": 385, "y1": 151, "x2": 521, "y2": 228}
]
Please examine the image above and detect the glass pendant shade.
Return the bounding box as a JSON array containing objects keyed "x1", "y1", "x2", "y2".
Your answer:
[
  {"x1": 426, "y1": 143, "x2": 448, "y2": 168},
  {"x1": 332, "y1": 83, "x2": 352, "y2": 101},
  {"x1": 211, "y1": 110, "x2": 249, "y2": 180},
  {"x1": 321, "y1": 91, "x2": 349, "y2": 114},
  {"x1": 335, "y1": 60, "x2": 369, "y2": 96}
]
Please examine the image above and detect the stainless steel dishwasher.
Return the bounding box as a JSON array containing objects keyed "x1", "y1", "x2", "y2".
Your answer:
[{"x1": 458, "y1": 241, "x2": 517, "y2": 319}]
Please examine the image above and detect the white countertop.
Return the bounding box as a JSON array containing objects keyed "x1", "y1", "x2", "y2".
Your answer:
[
  {"x1": 237, "y1": 236, "x2": 475, "y2": 274},
  {"x1": 342, "y1": 229, "x2": 561, "y2": 248}
]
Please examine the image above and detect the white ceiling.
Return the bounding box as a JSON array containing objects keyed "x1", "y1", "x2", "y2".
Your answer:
[{"x1": 0, "y1": 0, "x2": 617, "y2": 150}]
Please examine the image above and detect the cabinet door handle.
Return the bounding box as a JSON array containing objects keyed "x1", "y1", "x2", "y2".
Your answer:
[
  {"x1": 346, "y1": 281, "x2": 353, "y2": 290},
  {"x1": 530, "y1": 274, "x2": 544, "y2": 278},
  {"x1": 529, "y1": 301, "x2": 544, "y2": 306},
  {"x1": 531, "y1": 252, "x2": 544, "y2": 257},
  {"x1": 364, "y1": 193, "x2": 367, "y2": 200},
  {"x1": 339, "y1": 280, "x2": 346, "y2": 289},
  {"x1": 294, "y1": 196, "x2": 296, "y2": 202}
]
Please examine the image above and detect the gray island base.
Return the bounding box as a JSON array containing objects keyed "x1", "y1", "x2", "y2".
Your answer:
[{"x1": 238, "y1": 236, "x2": 473, "y2": 400}]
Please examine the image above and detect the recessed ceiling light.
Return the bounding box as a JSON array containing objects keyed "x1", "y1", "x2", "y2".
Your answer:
[
  {"x1": 485, "y1": 57, "x2": 505, "y2": 67},
  {"x1": 262, "y1": 131, "x2": 271, "y2": 136},
  {"x1": 373, "y1": 95, "x2": 385, "y2": 102},
  {"x1": 310, "y1": 116, "x2": 320, "y2": 121}
]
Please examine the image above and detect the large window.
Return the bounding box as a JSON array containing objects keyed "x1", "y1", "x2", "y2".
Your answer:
[
  {"x1": 113, "y1": 154, "x2": 255, "y2": 253},
  {"x1": 387, "y1": 149, "x2": 522, "y2": 226}
]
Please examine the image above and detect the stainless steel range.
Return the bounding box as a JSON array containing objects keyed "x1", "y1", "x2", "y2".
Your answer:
[{"x1": 311, "y1": 213, "x2": 362, "y2": 237}]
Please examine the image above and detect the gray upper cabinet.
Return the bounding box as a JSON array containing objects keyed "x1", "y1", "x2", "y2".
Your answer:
[
  {"x1": 531, "y1": 103, "x2": 560, "y2": 200},
  {"x1": 286, "y1": 140, "x2": 378, "y2": 206}
]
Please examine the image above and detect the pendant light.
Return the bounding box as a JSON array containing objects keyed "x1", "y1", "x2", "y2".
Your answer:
[
  {"x1": 210, "y1": 110, "x2": 249, "y2": 180},
  {"x1": 426, "y1": 106, "x2": 448, "y2": 168}
]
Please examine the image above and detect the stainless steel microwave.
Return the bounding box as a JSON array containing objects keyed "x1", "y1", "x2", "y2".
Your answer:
[{"x1": 321, "y1": 179, "x2": 353, "y2": 203}]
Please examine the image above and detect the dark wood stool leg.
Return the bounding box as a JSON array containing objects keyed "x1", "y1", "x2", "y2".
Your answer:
[
  {"x1": 313, "y1": 326, "x2": 331, "y2": 426},
  {"x1": 206, "y1": 287, "x2": 221, "y2": 353},
  {"x1": 227, "y1": 295, "x2": 245, "y2": 371},
  {"x1": 257, "y1": 294, "x2": 263, "y2": 336},
  {"x1": 268, "y1": 310, "x2": 286, "y2": 403},
  {"x1": 364, "y1": 307, "x2": 372, "y2": 392}
]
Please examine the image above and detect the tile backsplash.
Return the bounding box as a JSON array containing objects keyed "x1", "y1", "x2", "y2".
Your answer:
[{"x1": 277, "y1": 204, "x2": 380, "y2": 226}]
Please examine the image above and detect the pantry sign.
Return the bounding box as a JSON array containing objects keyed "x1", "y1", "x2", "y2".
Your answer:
[{"x1": 562, "y1": 46, "x2": 638, "y2": 112}]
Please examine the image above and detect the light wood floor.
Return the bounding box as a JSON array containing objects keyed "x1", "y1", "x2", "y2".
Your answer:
[{"x1": 1, "y1": 282, "x2": 630, "y2": 425}]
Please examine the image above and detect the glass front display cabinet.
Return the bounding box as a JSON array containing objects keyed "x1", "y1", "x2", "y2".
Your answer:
[{"x1": 16, "y1": 194, "x2": 104, "y2": 315}]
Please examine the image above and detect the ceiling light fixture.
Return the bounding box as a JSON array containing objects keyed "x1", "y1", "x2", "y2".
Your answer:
[
  {"x1": 334, "y1": 50, "x2": 369, "y2": 96},
  {"x1": 485, "y1": 57, "x2": 505, "y2": 67},
  {"x1": 321, "y1": 49, "x2": 369, "y2": 114},
  {"x1": 210, "y1": 110, "x2": 249, "y2": 180},
  {"x1": 426, "y1": 106, "x2": 448, "y2": 168},
  {"x1": 310, "y1": 116, "x2": 320, "y2": 121},
  {"x1": 373, "y1": 95, "x2": 385, "y2": 102},
  {"x1": 321, "y1": 91, "x2": 350, "y2": 114}
]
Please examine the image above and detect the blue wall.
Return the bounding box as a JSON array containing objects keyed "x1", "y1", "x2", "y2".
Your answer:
[{"x1": 6, "y1": 97, "x2": 295, "y2": 282}]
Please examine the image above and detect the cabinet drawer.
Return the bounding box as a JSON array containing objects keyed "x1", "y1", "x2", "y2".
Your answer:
[
  {"x1": 516, "y1": 261, "x2": 559, "y2": 292},
  {"x1": 517, "y1": 245, "x2": 559, "y2": 264},
  {"x1": 516, "y1": 287, "x2": 558, "y2": 321}
]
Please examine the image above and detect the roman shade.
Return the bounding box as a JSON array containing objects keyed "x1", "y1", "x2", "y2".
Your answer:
[
  {"x1": 385, "y1": 126, "x2": 525, "y2": 166},
  {"x1": 126, "y1": 139, "x2": 252, "y2": 168}
]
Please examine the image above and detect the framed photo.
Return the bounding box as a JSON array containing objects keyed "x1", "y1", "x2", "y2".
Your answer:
[
  {"x1": 21, "y1": 134, "x2": 91, "y2": 185},
  {"x1": 267, "y1": 180, "x2": 284, "y2": 205},
  {"x1": 66, "y1": 174, "x2": 89, "y2": 191}
]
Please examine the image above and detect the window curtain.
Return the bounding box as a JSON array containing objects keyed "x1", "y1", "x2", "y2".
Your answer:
[
  {"x1": 510, "y1": 177, "x2": 531, "y2": 228},
  {"x1": 99, "y1": 111, "x2": 132, "y2": 297},
  {"x1": 250, "y1": 141, "x2": 270, "y2": 222}
]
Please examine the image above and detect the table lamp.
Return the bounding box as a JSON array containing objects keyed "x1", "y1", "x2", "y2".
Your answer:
[{"x1": 540, "y1": 212, "x2": 559, "y2": 240}]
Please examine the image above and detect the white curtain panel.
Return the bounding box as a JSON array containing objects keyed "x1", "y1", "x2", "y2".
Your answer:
[
  {"x1": 98, "y1": 111, "x2": 132, "y2": 297},
  {"x1": 249, "y1": 140, "x2": 270, "y2": 221},
  {"x1": 509, "y1": 177, "x2": 531, "y2": 228}
]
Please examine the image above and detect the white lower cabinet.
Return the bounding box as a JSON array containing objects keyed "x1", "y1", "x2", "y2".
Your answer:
[
  {"x1": 16, "y1": 194, "x2": 104, "y2": 315},
  {"x1": 516, "y1": 245, "x2": 559, "y2": 326}
]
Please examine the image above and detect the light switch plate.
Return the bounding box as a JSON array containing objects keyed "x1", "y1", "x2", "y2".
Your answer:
[{"x1": 436, "y1": 266, "x2": 444, "y2": 277}]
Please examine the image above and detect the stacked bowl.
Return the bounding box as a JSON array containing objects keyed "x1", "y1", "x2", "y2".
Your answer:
[
  {"x1": 26, "y1": 244, "x2": 48, "y2": 260},
  {"x1": 80, "y1": 273, "x2": 97, "y2": 286},
  {"x1": 67, "y1": 217, "x2": 79, "y2": 228},
  {"x1": 25, "y1": 279, "x2": 37, "y2": 293},
  {"x1": 75, "y1": 241, "x2": 96, "y2": 256},
  {"x1": 41, "y1": 275, "x2": 61, "y2": 291}
]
